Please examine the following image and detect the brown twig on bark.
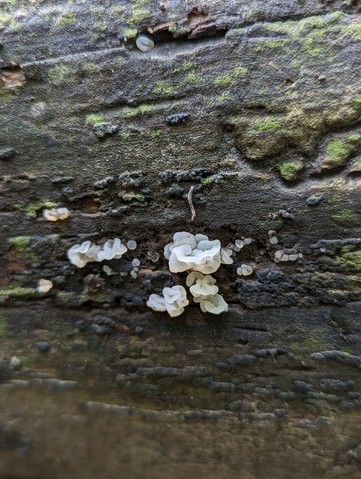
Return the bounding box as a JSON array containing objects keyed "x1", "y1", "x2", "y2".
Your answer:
[{"x1": 188, "y1": 185, "x2": 196, "y2": 222}]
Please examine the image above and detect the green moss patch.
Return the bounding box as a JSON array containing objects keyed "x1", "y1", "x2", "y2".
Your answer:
[
  {"x1": 279, "y1": 161, "x2": 303, "y2": 181},
  {"x1": 85, "y1": 113, "x2": 106, "y2": 126},
  {"x1": 233, "y1": 66, "x2": 247, "y2": 77},
  {"x1": 183, "y1": 72, "x2": 199, "y2": 85},
  {"x1": 48, "y1": 65, "x2": 73, "y2": 85},
  {"x1": 122, "y1": 104, "x2": 155, "y2": 118},
  {"x1": 0, "y1": 286, "x2": 36, "y2": 304},
  {"x1": 348, "y1": 134, "x2": 361, "y2": 143},
  {"x1": 182, "y1": 61, "x2": 195, "y2": 71},
  {"x1": 349, "y1": 157, "x2": 361, "y2": 173},
  {"x1": 149, "y1": 130, "x2": 164, "y2": 139},
  {"x1": 335, "y1": 250, "x2": 361, "y2": 272},
  {"x1": 254, "y1": 118, "x2": 283, "y2": 131},
  {"x1": 352, "y1": 94, "x2": 361, "y2": 107},
  {"x1": 326, "y1": 140, "x2": 352, "y2": 161},
  {"x1": 254, "y1": 39, "x2": 287, "y2": 52},
  {"x1": 126, "y1": 5, "x2": 149, "y2": 26},
  {"x1": 15, "y1": 200, "x2": 57, "y2": 218},
  {"x1": 56, "y1": 11, "x2": 76, "y2": 26},
  {"x1": 0, "y1": 86, "x2": 18, "y2": 102},
  {"x1": 323, "y1": 140, "x2": 353, "y2": 168},
  {"x1": 123, "y1": 27, "x2": 138, "y2": 39},
  {"x1": 342, "y1": 23, "x2": 361, "y2": 41},
  {"x1": 331, "y1": 209, "x2": 359, "y2": 226},
  {"x1": 0, "y1": 11, "x2": 12, "y2": 28},
  {"x1": 214, "y1": 74, "x2": 233, "y2": 87},
  {"x1": 8, "y1": 236, "x2": 31, "y2": 251},
  {"x1": 153, "y1": 81, "x2": 176, "y2": 95}
]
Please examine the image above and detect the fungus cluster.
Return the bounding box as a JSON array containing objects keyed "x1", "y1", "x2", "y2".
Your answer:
[
  {"x1": 274, "y1": 249, "x2": 303, "y2": 262},
  {"x1": 147, "y1": 232, "x2": 232, "y2": 317},
  {"x1": 164, "y1": 232, "x2": 233, "y2": 274},
  {"x1": 67, "y1": 238, "x2": 128, "y2": 268},
  {"x1": 236, "y1": 264, "x2": 253, "y2": 276},
  {"x1": 186, "y1": 271, "x2": 228, "y2": 314}
]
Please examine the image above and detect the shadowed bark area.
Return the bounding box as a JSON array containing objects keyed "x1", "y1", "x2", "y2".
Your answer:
[{"x1": 1, "y1": 0, "x2": 361, "y2": 478}]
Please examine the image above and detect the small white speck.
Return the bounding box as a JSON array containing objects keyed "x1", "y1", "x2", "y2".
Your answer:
[
  {"x1": 127, "y1": 240, "x2": 137, "y2": 250},
  {"x1": 102, "y1": 265, "x2": 113, "y2": 276},
  {"x1": 132, "y1": 258, "x2": 140, "y2": 267},
  {"x1": 36, "y1": 278, "x2": 53, "y2": 294},
  {"x1": 269, "y1": 236, "x2": 278, "y2": 245}
]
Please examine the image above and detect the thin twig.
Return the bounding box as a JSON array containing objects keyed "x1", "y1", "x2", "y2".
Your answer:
[{"x1": 188, "y1": 185, "x2": 196, "y2": 222}]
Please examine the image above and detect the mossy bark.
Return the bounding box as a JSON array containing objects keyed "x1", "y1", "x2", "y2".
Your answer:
[{"x1": 1, "y1": 1, "x2": 361, "y2": 478}]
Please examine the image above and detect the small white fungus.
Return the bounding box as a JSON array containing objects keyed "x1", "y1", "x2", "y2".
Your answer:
[
  {"x1": 42, "y1": 207, "x2": 70, "y2": 222},
  {"x1": 236, "y1": 264, "x2": 253, "y2": 276},
  {"x1": 135, "y1": 34, "x2": 155, "y2": 52},
  {"x1": 235, "y1": 239, "x2": 244, "y2": 249},
  {"x1": 36, "y1": 278, "x2": 53, "y2": 293},
  {"x1": 67, "y1": 238, "x2": 127, "y2": 268},
  {"x1": 164, "y1": 232, "x2": 232, "y2": 275},
  {"x1": 127, "y1": 240, "x2": 137, "y2": 250},
  {"x1": 132, "y1": 258, "x2": 140, "y2": 267},
  {"x1": 147, "y1": 285, "x2": 189, "y2": 317},
  {"x1": 269, "y1": 236, "x2": 278, "y2": 245},
  {"x1": 194, "y1": 293, "x2": 228, "y2": 315},
  {"x1": 102, "y1": 265, "x2": 113, "y2": 276},
  {"x1": 189, "y1": 274, "x2": 219, "y2": 300},
  {"x1": 186, "y1": 272, "x2": 228, "y2": 315},
  {"x1": 274, "y1": 249, "x2": 302, "y2": 263}
]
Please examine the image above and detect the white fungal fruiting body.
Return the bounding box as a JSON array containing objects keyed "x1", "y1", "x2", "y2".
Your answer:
[
  {"x1": 234, "y1": 238, "x2": 252, "y2": 252},
  {"x1": 42, "y1": 207, "x2": 70, "y2": 221},
  {"x1": 194, "y1": 293, "x2": 228, "y2": 315},
  {"x1": 127, "y1": 240, "x2": 137, "y2": 250},
  {"x1": 274, "y1": 249, "x2": 302, "y2": 263},
  {"x1": 236, "y1": 264, "x2": 253, "y2": 276},
  {"x1": 102, "y1": 265, "x2": 113, "y2": 276},
  {"x1": 147, "y1": 232, "x2": 232, "y2": 317},
  {"x1": 135, "y1": 34, "x2": 155, "y2": 52},
  {"x1": 147, "y1": 285, "x2": 189, "y2": 317},
  {"x1": 187, "y1": 272, "x2": 228, "y2": 315},
  {"x1": 36, "y1": 278, "x2": 53, "y2": 293},
  {"x1": 189, "y1": 275, "x2": 219, "y2": 300},
  {"x1": 132, "y1": 258, "x2": 140, "y2": 267},
  {"x1": 269, "y1": 236, "x2": 278, "y2": 245},
  {"x1": 67, "y1": 238, "x2": 127, "y2": 268},
  {"x1": 164, "y1": 232, "x2": 233, "y2": 274}
]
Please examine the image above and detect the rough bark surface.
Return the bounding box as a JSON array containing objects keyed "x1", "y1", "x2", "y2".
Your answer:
[{"x1": 1, "y1": 0, "x2": 361, "y2": 478}]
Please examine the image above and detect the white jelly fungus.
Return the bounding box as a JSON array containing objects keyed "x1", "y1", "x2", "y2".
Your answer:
[
  {"x1": 36, "y1": 278, "x2": 53, "y2": 293},
  {"x1": 135, "y1": 34, "x2": 155, "y2": 52},
  {"x1": 164, "y1": 232, "x2": 233, "y2": 274},
  {"x1": 67, "y1": 238, "x2": 127, "y2": 268},
  {"x1": 42, "y1": 207, "x2": 70, "y2": 221},
  {"x1": 147, "y1": 285, "x2": 189, "y2": 317},
  {"x1": 237, "y1": 264, "x2": 253, "y2": 276}
]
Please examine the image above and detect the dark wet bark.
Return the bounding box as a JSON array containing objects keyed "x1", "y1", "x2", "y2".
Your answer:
[{"x1": 1, "y1": 1, "x2": 361, "y2": 477}]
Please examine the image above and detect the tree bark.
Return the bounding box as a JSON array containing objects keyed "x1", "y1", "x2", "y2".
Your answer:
[{"x1": 1, "y1": 0, "x2": 361, "y2": 477}]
